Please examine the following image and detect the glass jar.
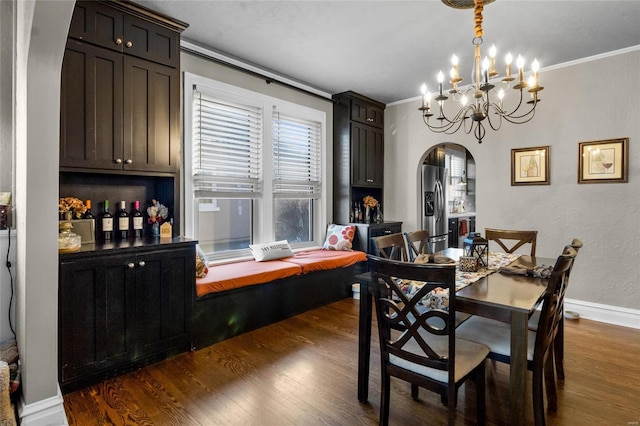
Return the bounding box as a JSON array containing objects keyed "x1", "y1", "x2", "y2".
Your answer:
[{"x1": 58, "y1": 222, "x2": 81, "y2": 253}]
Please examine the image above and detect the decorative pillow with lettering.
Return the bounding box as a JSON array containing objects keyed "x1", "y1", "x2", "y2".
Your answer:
[
  {"x1": 249, "y1": 240, "x2": 294, "y2": 262},
  {"x1": 322, "y1": 224, "x2": 356, "y2": 251},
  {"x1": 195, "y1": 245, "x2": 209, "y2": 278}
]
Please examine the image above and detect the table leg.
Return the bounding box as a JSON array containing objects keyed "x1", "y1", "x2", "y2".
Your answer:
[
  {"x1": 510, "y1": 311, "x2": 528, "y2": 426},
  {"x1": 357, "y1": 277, "x2": 372, "y2": 402}
]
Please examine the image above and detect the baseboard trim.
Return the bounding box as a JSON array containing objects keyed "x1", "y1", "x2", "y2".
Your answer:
[
  {"x1": 564, "y1": 298, "x2": 640, "y2": 329},
  {"x1": 17, "y1": 384, "x2": 68, "y2": 426}
]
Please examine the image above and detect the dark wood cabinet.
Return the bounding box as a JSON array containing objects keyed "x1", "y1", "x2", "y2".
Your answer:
[
  {"x1": 353, "y1": 222, "x2": 403, "y2": 255},
  {"x1": 69, "y1": 0, "x2": 183, "y2": 68},
  {"x1": 351, "y1": 123, "x2": 384, "y2": 187},
  {"x1": 61, "y1": 40, "x2": 124, "y2": 171},
  {"x1": 61, "y1": 0, "x2": 185, "y2": 174},
  {"x1": 60, "y1": 41, "x2": 180, "y2": 173},
  {"x1": 425, "y1": 144, "x2": 446, "y2": 167},
  {"x1": 333, "y1": 91, "x2": 386, "y2": 224},
  {"x1": 59, "y1": 240, "x2": 195, "y2": 393},
  {"x1": 123, "y1": 56, "x2": 180, "y2": 173}
]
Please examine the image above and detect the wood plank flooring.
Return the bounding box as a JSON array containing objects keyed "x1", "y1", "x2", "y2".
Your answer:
[{"x1": 64, "y1": 298, "x2": 640, "y2": 425}]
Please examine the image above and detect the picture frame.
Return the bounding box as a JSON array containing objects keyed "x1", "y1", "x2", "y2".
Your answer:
[
  {"x1": 578, "y1": 138, "x2": 629, "y2": 184},
  {"x1": 511, "y1": 146, "x2": 550, "y2": 186}
]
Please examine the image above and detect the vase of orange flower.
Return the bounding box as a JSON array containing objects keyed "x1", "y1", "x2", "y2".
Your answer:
[{"x1": 363, "y1": 195, "x2": 378, "y2": 224}]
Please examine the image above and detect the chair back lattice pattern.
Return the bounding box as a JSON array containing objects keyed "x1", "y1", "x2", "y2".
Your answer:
[
  {"x1": 367, "y1": 255, "x2": 457, "y2": 376},
  {"x1": 485, "y1": 228, "x2": 538, "y2": 256},
  {"x1": 405, "y1": 230, "x2": 431, "y2": 260},
  {"x1": 373, "y1": 233, "x2": 409, "y2": 261}
]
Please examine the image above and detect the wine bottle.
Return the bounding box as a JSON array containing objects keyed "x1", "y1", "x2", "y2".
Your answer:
[
  {"x1": 116, "y1": 201, "x2": 129, "y2": 240},
  {"x1": 101, "y1": 200, "x2": 113, "y2": 241},
  {"x1": 131, "y1": 200, "x2": 144, "y2": 238},
  {"x1": 82, "y1": 200, "x2": 95, "y2": 220}
]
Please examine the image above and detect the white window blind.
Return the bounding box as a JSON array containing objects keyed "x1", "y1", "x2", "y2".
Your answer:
[
  {"x1": 193, "y1": 87, "x2": 262, "y2": 198},
  {"x1": 272, "y1": 109, "x2": 321, "y2": 199}
]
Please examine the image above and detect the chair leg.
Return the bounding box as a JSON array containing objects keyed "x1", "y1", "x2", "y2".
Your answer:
[
  {"x1": 411, "y1": 384, "x2": 419, "y2": 400},
  {"x1": 448, "y1": 386, "x2": 456, "y2": 426},
  {"x1": 476, "y1": 362, "x2": 486, "y2": 426},
  {"x1": 380, "y1": 372, "x2": 391, "y2": 426},
  {"x1": 555, "y1": 319, "x2": 565, "y2": 380},
  {"x1": 532, "y1": 362, "x2": 546, "y2": 426},
  {"x1": 544, "y1": 351, "x2": 558, "y2": 412}
]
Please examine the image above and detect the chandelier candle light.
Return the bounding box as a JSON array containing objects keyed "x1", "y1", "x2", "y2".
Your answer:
[{"x1": 419, "y1": 0, "x2": 543, "y2": 143}]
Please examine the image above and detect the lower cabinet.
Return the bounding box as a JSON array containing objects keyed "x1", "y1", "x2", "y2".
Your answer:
[
  {"x1": 59, "y1": 241, "x2": 194, "y2": 393},
  {"x1": 352, "y1": 222, "x2": 403, "y2": 255}
]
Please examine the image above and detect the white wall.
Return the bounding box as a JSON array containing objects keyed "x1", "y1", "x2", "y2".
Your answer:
[
  {"x1": 384, "y1": 48, "x2": 640, "y2": 313},
  {"x1": 15, "y1": 1, "x2": 74, "y2": 424}
]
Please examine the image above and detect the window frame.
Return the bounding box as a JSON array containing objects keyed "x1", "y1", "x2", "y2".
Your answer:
[{"x1": 184, "y1": 73, "x2": 327, "y2": 261}]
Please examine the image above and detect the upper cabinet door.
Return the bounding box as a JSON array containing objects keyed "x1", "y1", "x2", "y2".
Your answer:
[
  {"x1": 350, "y1": 98, "x2": 384, "y2": 128},
  {"x1": 68, "y1": 1, "x2": 125, "y2": 53},
  {"x1": 69, "y1": 1, "x2": 181, "y2": 68},
  {"x1": 123, "y1": 57, "x2": 180, "y2": 173},
  {"x1": 60, "y1": 40, "x2": 124, "y2": 170},
  {"x1": 124, "y1": 14, "x2": 180, "y2": 68}
]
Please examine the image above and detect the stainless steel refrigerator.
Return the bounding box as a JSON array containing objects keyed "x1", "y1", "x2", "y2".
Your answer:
[{"x1": 422, "y1": 164, "x2": 448, "y2": 252}]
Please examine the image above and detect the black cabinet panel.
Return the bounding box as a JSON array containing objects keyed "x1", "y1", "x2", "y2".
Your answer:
[
  {"x1": 60, "y1": 40, "x2": 124, "y2": 170},
  {"x1": 59, "y1": 242, "x2": 195, "y2": 393},
  {"x1": 332, "y1": 91, "x2": 386, "y2": 224}
]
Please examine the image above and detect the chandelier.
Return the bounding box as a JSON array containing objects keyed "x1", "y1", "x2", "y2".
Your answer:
[{"x1": 419, "y1": 0, "x2": 543, "y2": 143}]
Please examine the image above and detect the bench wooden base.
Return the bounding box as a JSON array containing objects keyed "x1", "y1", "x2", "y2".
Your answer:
[{"x1": 191, "y1": 265, "x2": 359, "y2": 350}]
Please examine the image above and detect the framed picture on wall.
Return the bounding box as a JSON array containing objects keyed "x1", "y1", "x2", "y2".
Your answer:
[
  {"x1": 578, "y1": 138, "x2": 629, "y2": 184},
  {"x1": 511, "y1": 146, "x2": 550, "y2": 186}
]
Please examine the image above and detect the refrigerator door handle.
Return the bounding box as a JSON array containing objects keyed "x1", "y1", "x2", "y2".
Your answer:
[{"x1": 435, "y1": 180, "x2": 443, "y2": 223}]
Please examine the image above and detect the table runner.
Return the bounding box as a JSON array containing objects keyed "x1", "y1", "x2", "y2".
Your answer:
[{"x1": 398, "y1": 251, "x2": 520, "y2": 310}]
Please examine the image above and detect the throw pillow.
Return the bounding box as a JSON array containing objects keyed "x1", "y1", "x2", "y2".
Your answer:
[
  {"x1": 322, "y1": 224, "x2": 356, "y2": 251},
  {"x1": 195, "y1": 245, "x2": 209, "y2": 278},
  {"x1": 249, "y1": 240, "x2": 294, "y2": 261}
]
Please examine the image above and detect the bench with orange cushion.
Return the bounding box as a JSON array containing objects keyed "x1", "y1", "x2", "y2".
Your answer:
[{"x1": 191, "y1": 250, "x2": 366, "y2": 349}]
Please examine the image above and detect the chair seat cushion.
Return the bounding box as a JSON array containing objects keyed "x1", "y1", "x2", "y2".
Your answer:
[
  {"x1": 390, "y1": 332, "x2": 489, "y2": 383},
  {"x1": 456, "y1": 315, "x2": 536, "y2": 361}
]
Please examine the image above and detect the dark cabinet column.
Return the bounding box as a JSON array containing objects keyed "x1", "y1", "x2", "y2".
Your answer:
[
  {"x1": 123, "y1": 56, "x2": 180, "y2": 173},
  {"x1": 59, "y1": 253, "x2": 135, "y2": 386},
  {"x1": 60, "y1": 40, "x2": 124, "y2": 170}
]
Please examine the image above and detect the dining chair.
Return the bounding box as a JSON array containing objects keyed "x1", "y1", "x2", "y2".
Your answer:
[
  {"x1": 456, "y1": 245, "x2": 577, "y2": 426},
  {"x1": 529, "y1": 238, "x2": 583, "y2": 380},
  {"x1": 485, "y1": 228, "x2": 538, "y2": 256},
  {"x1": 404, "y1": 229, "x2": 431, "y2": 261},
  {"x1": 367, "y1": 255, "x2": 488, "y2": 426},
  {"x1": 373, "y1": 233, "x2": 409, "y2": 261}
]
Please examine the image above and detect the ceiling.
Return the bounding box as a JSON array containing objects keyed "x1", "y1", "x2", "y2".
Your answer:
[{"x1": 137, "y1": 0, "x2": 640, "y2": 104}]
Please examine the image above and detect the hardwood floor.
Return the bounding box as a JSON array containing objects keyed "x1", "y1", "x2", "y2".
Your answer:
[{"x1": 64, "y1": 298, "x2": 640, "y2": 425}]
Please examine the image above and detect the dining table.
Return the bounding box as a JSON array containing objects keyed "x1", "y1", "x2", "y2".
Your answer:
[{"x1": 357, "y1": 248, "x2": 556, "y2": 426}]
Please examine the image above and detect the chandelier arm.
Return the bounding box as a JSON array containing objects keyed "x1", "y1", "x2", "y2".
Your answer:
[
  {"x1": 501, "y1": 89, "x2": 526, "y2": 118},
  {"x1": 500, "y1": 105, "x2": 537, "y2": 124},
  {"x1": 422, "y1": 115, "x2": 459, "y2": 133},
  {"x1": 484, "y1": 104, "x2": 503, "y2": 131}
]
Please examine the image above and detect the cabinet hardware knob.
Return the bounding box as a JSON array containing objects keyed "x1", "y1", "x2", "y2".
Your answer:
[
  {"x1": 115, "y1": 158, "x2": 122, "y2": 164},
  {"x1": 125, "y1": 159, "x2": 132, "y2": 164},
  {"x1": 127, "y1": 262, "x2": 135, "y2": 269},
  {"x1": 366, "y1": 179, "x2": 374, "y2": 183},
  {"x1": 115, "y1": 38, "x2": 123, "y2": 45},
  {"x1": 384, "y1": 230, "x2": 392, "y2": 234},
  {"x1": 125, "y1": 41, "x2": 133, "y2": 48},
  {"x1": 138, "y1": 260, "x2": 146, "y2": 267},
  {"x1": 367, "y1": 118, "x2": 373, "y2": 122}
]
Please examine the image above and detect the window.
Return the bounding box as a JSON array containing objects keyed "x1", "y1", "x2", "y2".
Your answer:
[
  {"x1": 272, "y1": 109, "x2": 321, "y2": 243},
  {"x1": 184, "y1": 74, "x2": 326, "y2": 260}
]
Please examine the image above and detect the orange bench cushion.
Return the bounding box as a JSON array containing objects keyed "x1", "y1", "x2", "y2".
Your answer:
[
  {"x1": 280, "y1": 250, "x2": 367, "y2": 274},
  {"x1": 195, "y1": 260, "x2": 302, "y2": 297}
]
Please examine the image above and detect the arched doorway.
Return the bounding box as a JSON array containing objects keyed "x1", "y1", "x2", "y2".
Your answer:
[{"x1": 420, "y1": 143, "x2": 476, "y2": 251}]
